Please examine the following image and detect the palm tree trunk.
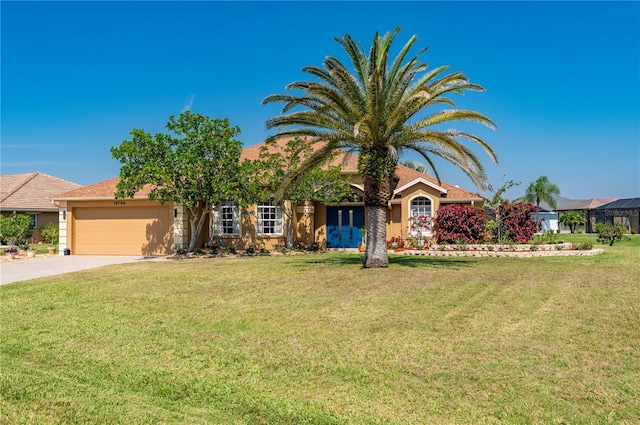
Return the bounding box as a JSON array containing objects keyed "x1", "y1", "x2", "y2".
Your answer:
[
  {"x1": 361, "y1": 154, "x2": 394, "y2": 268},
  {"x1": 363, "y1": 206, "x2": 389, "y2": 268}
]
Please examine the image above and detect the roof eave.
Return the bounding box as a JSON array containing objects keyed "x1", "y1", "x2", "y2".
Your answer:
[
  {"x1": 439, "y1": 197, "x2": 483, "y2": 203},
  {"x1": 394, "y1": 177, "x2": 448, "y2": 195}
]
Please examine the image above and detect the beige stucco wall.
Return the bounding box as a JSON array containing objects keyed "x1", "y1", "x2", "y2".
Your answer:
[{"x1": 212, "y1": 201, "x2": 294, "y2": 251}]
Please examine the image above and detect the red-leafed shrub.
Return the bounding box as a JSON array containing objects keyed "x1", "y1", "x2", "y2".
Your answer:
[
  {"x1": 498, "y1": 202, "x2": 540, "y2": 243},
  {"x1": 435, "y1": 204, "x2": 486, "y2": 244}
]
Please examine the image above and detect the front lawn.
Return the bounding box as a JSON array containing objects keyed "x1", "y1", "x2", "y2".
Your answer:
[{"x1": 1, "y1": 235, "x2": 638, "y2": 424}]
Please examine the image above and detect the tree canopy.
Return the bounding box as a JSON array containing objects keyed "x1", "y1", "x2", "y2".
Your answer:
[
  {"x1": 524, "y1": 176, "x2": 560, "y2": 210},
  {"x1": 258, "y1": 137, "x2": 352, "y2": 204},
  {"x1": 111, "y1": 111, "x2": 263, "y2": 252}
]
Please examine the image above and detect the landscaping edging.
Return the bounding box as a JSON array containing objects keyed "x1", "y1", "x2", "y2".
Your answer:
[{"x1": 396, "y1": 248, "x2": 604, "y2": 258}]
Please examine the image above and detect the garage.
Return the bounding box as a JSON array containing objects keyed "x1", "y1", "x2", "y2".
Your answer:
[{"x1": 71, "y1": 204, "x2": 174, "y2": 255}]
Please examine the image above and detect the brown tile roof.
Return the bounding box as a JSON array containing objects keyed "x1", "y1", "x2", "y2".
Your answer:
[
  {"x1": 0, "y1": 172, "x2": 83, "y2": 211},
  {"x1": 56, "y1": 138, "x2": 480, "y2": 202},
  {"x1": 556, "y1": 198, "x2": 618, "y2": 211},
  {"x1": 393, "y1": 164, "x2": 480, "y2": 200},
  {"x1": 243, "y1": 138, "x2": 480, "y2": 201},
  {"x1": 54, "y1": 177, "x2": 155, "y2": 200},
  {"x1": 240, "y1": 137, "x2": 360, "y2": 170}
]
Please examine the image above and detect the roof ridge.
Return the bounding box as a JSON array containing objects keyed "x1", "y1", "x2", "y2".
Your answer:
[{"x1": 0, "y1": 172, "x2": 39, "y2": 203}]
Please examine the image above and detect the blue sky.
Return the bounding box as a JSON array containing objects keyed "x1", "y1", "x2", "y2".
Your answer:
[{"x1": 2, "y1": 1, "x2": 639, "y2": 200}]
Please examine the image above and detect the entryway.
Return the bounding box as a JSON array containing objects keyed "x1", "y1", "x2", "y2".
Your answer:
[{"x1": 326, "y1": 206, "x2": 365, "y2": 248}]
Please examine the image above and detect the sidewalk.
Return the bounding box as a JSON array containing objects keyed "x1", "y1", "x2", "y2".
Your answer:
[{"x1": 0, "y1": 255, "x2": 160, "y2": 286}]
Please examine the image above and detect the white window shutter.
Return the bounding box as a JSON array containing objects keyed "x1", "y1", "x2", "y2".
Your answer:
[
  {"x1": 212, "y1": 206, "x2": 222, "y2": 236},
  {"x1": 233, "y1": 205, "x2": 241, "y2": 235}
]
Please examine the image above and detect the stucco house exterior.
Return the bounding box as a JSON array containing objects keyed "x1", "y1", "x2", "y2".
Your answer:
[
  {"x1": 54, "y1": 141, "x2": 483, "y2": 255},
  {"x1": 594, "y1": 198, "x2": 640, "y2": 234},
  {"x1": 1, "y1": 172, "x2": 82, "y2": 243},
  {"x1": 557, "y1": 198, "x2": 617, "y2": 233}
]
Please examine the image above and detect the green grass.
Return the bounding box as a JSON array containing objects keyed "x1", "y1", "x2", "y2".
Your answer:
[{"x1": 2, "y1": 235, "x2": 639, "y2": 424}]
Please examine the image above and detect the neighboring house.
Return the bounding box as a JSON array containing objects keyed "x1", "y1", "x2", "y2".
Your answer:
[
  {"x1": 557, "y1": 198, "x2": 617, "y2": 233},
  {"x1": 0, "y1": 172, "x2": 82, "y2": 243},
  {"x1": 594, "y1": 198, "x2": 640, "y2": 234},
  {"x1": 525, "y1": 195, "x2": 585, "y2": 233},
  {"x1": 54, "y1": 140, "x2": 483, "y2": 255}
]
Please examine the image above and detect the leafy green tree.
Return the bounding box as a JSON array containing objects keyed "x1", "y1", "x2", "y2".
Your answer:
[
  {"x1": 558, "y1": 210, "x2": 586, "y2": 233},
  {"x1": 111, "y1": 111, "x2": 263, "y2": 253},
  {"x1": 523, "y1": 176, "x2": 560, "y2": 210},
  {"x1": 262, "y1": 28, "x2": 497, "y2": 268},
  {"x1": 0, "y1": 214, "x2": 34, "y2": 247},
  {"x1": 258, "y1": 137, "x2": 353, "y2": 248}
]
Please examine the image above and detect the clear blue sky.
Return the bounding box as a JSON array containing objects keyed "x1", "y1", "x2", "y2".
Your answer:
[{"x1": 2, "y1": 1, "x2": 639, "y2": 200}]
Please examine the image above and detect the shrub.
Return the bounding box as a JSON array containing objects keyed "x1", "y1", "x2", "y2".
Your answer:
[
  {"x1": 534, "y1": 231, "x2": 558, "y2": 245},
  {"x1": 597, "y1": 223, "x2": 626, "y2": 246},
  {"x1": 0, "y1": 214, "x2": 34, "y2": 246},
  {"x1": 39, "y1": 222, "x2": 59, "y2": 246},
  {"x1": 498, "y1": 202, "x2": 540, "y2": 243},
  {"x1": 305, "y1": 242, "x2": 319, "y2": 252},
  {"x1": 573, "y1": 242, "x2": 593, "y2": 250},
  {"x1": 245, "y1": 246, "x2": 255, "y2": 254},
  {"x1": 176, "y1": 247, "x2": 187, "y2": 255},
  {"x1": 435, "y1": 204, "x2": 486, "y2": 244}
]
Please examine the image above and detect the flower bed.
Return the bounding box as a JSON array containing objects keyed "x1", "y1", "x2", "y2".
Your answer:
[{"x1": 394, "y1": 242, "x2": 603, "y2": 257}]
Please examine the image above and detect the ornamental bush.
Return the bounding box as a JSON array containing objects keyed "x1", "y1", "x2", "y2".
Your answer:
[
  {"x1": 435, "y1": 204, "x2": 486, "y2": 244},
  {"x1": 498, "y1": 202, "x2": 540, "y2": 243},
  {"x1": 39, "y1": 222, "x2": 59, "y2": 246},
  {"x1": 0, "y1": 214, "x2": 34, "y2": 246},
  {"x1": 596, "y1": 223, "x2": 626, "y2": 246}
]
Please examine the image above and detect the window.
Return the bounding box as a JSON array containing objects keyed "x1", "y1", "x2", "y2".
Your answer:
[
  {"x1": 28, "y1": 214, "x2": 37, "y2": 229},
  {"x1": 409, "y1": 196, "x2": 432, "y2": 234},
  {"x1": 212, "y1": 202, "x2": 240, "y2": 236},
  {"x1": 257, "y1": 199, "x2": 283, "y2": 235}
]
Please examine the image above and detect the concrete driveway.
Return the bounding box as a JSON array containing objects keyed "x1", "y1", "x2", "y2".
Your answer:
[{"x1": 0, "y1": 255, "x2": 161, "y2": 286}]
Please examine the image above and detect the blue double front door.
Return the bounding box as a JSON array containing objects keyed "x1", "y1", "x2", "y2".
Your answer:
[{"x1": 326, "y1": 206, "x2": 365, "y2": 248}]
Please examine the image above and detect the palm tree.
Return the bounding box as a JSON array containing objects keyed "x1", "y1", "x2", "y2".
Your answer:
[
  {"x1": 523, "y1": 176, "x2": 560, "y2": 210},
  {"x1": 401, "y1": 160, "x2": 430, "y2": 175},
  {"x1": 558, "y1": 210, "x2": 585, "y2": 233},
  {"x1": 262, "y1": 28, "x2": 497, "y2": 268}
]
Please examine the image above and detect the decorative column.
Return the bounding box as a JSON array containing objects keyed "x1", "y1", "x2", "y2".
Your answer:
[
  {"x1": 58, "y1": 201, "x2": 68, "y2": 255},
  {"x1": 173, "y1": 204, "x2": 188, "y2": 253}
]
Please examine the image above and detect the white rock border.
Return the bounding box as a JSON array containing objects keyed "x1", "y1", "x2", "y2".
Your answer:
[
  {"x1": 392, "y1": 249, "x2": 604, "y2": 258},
  {"x1": 396, "y1": 245, "x2": 604, "y2": 258}
]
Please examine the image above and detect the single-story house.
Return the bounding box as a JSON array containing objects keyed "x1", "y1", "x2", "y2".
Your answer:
[
  {"x1": 54, "y1": 141, "x2": 483, "y2": 255},
  {"x1": 594, "y1": 198, "x2": 640, "y2": 234},
  {"x1": 557, "y1": 198, "x2": 617, "y2": 233},
  {"x1": 527, "y1": 195, "x2": 585, "y2": 233},
  {"x1": 1, "y1": 172, "x2": 82, "y2": 243}
]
